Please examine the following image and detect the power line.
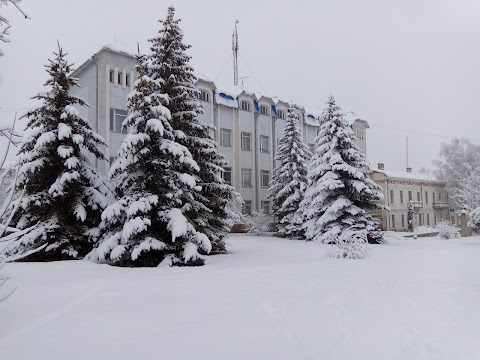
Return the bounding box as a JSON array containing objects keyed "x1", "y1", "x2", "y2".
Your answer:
[
  {"x1": 369, "y1": 122, "x2": 480, "y2": 144},
  {"x1": 238, "y1": 53, "x2": 269, "y2": 96},
  {"x1": 214, "y1": 53, "x2": 233, "y2": 82}
]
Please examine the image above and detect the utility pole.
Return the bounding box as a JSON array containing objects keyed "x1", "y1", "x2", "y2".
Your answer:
[{"x1": 232, "y1": 20, "x2": 239, "y2": 86}]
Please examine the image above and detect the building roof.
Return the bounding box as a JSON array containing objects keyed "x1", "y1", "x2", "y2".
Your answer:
[{"x1": 374, "y1": 169, "x2": 442, "y2": 183}]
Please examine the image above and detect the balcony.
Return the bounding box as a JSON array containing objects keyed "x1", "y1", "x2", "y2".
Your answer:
[
  {"x1": 433, "y1": 201, "x2": 450, "y2": 209},
  {"x1": 411, "y1": 201, "x2": 423, "y2": 209}
]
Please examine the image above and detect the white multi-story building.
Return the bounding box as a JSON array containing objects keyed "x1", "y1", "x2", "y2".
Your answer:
[{"x1": 70, "y1": 45, "x2": 370, "y2": 216}]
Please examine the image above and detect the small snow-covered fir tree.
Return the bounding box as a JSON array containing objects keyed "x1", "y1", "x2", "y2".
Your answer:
[
  {"x1": 300, "y1": 95, "x2": 385, "y2": 244},
  {"x1": 90, "y1": 55, "x2": 211, "y2": 267},
  {"x1": 148, "y1": 6, "x2": 241, "y2": 252},
  {"x1": 269, "y1": 108, "x2": 310, "y2": 238},
  {"x1": 2, "y1": 44, "x2": 113, "y2": 261},
  {"x1": 407, "y1": 201, "x2": 414, "y2": 232}
]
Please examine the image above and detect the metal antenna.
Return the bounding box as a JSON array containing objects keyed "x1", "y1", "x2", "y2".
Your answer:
[
  {"x1": 239, "y1": 75, "x2": 250, "y2": 88},
  {"x1": 232, "y1": 20, "x2": 239, "y2": 86}
]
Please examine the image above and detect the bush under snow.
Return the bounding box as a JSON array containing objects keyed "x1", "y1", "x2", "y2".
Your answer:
[
  {"x1": 436, "y1": 221, "x2": 460, "y2": 239},
  {"x1": 327, "y1": 227, "x2": 370, "y2": 260},
  {"x1": 244, "y1": 211, "x2": 271, "y2": 234},
  {"x1": 468, "y1": 207, "x2": 480, "y2": 233}
]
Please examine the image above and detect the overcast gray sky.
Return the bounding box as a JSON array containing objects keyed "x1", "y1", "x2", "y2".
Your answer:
[{"x1": 1, "y1": 0, "x2": 480, "y2": 172}]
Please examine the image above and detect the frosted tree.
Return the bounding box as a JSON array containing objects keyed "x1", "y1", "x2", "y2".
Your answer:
[
  {"x1": 433, "y1": 138, "x2": 480, "y2": 206},
  {"x1": 148, "y1": 6, "x2": 241, "y2": 252},
  {"x1": 244, "y1": 210, "x2": 270, "y2": 235},
  {"x1": 269, "y1": 108, "x2": 310, "y2": 238},
  {"x1": 90, "y1": 55, "x2": 211, "y2": 267},
  {"x1": 0, "y1": 0, "x2": 29, "y2": 57},
  {"x1": 2, "y1": 44, "x2": 113, "y2": 261},
  {"x1": 300, "y1": 95, "x2": 385, "y2": 244},
  {"x1": 407, "y1": 201, "x2": 414, "y2": 232},
  {"x1": 455, "y1": 170, "x2": 480, "y2": 213}
]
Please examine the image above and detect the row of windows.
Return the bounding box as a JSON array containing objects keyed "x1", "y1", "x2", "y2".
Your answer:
[
  {"x1": 221, "y1": 129, "x2": 270, "y2": 153},
  {"x1": 109, "y1": 69, "x2": 131, "y2": 87},
  {"x1": 221, "y1": 167, "x2": 270, "y2": 188},
  {"x1": 389, "y1": 189, "x2": 447, "y2": 204},
  {"x1": 243, "y1": 200, "x2": 270, "y2": 215},
  {"x1": 391, "y1": 212, "x2": 453, "y2": 229}
]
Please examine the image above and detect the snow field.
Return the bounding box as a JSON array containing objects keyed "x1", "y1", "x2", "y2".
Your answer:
[{"x1": 1, "y1": 235, "x2": 480, "y2": 360}]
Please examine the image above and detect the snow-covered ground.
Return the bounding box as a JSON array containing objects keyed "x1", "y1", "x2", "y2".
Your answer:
[{"x1": 1, "y1": 235, "x2": 480, "y2": 360}]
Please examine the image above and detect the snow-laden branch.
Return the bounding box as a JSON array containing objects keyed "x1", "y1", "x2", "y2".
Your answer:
[{"x1": 0, "y1": 0, "x2": 29, "y2": 57}]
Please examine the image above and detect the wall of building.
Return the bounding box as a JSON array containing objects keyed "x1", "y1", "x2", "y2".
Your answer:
[{"x1": 71, "y1": 48, "x2": 370, "y2": 220}]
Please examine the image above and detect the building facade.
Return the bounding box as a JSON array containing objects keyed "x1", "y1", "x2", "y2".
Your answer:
[
  {"x1": 70, "y1": 46, "x2": 370, "y2": 216},
  {"x1": 370, "y1": 165, "x2": 461, "y2": 231}
]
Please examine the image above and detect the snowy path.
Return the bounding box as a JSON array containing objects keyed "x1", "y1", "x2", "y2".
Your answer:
[{"x1": 1, "y1": 236, "x2": 480, "y2": 360}]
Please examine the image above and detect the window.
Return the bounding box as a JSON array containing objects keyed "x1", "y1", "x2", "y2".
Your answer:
[
  {"x1": 418, "y1": 214, "x2": 422, "y2": 226},
  {"x1": 425, "y1": 191, "x2": 428, "y2": 204},
  {"x1": 220, "y1": 128, "x2": 231, "y2": 147},
  {"x1": 125, "y1": 73, "x2": 130, "y2": 87},
  {"x1": 277, "y1": 109, "x2": 286, "y2": 120},
  {"x1": 417, "y1": 192, "x2": 421, "y2": 201},
  {"x1": 241, "y1": 100, "x2": 251, "y2": 112},
  {"x1": 110, "y1": 108, "x2": 128, "y2": 133},
  {"x1": 222, "y1": 167, "x2": 232, "y2": 185},
  {"x1": 355, "y1": 127, "x2": 365, "y2": 140},
  {"x1": 308, "y1": 143, "x2": 315, "y2": 155},
  {"x1": 390, "y1": 190, "x2": 394, "y2": 204},
  {"x1": 198, "y1": 90, "x2": 209, "y2": 102},
  {"x1": 400, "y1": 191, "x2": 404, "y2": 204},
  {"x1": 260, "y1": 135, "x2": 269, "y2": 153},
  {"x1": 109, "y1": 70, "x2": 114, "y2": 83},
  {"x1": 261, "y1": 201, "x2": 270, "y2": 215},
  {"x1": 401, "y1": 214, "x2": 405, "y2": 228},
  {"x1": 433, "y1": 193, "x2": 436, "y2": 203},
  {"x1": 243, "y1": 201, "x2": 252, "y2": 215},
  {"x1": 261, "y1": 170, "x2": 270, "y2": 187},
  {"x1": 242, "y1": 168, "x2": 252, "y2": 187},
  {"x1": 434, "y1": 214, "x2": 437, "y2": 224},
  {"x1": 427, "y1": 213, "x2": 430, "y2": 225},
  {"x1": 260, "y1": 105, "x2": 268, "y2": 116},
  {"x1": 391, "y1": 215, "x2": 396, "y2": 229},
  {"x1": 117, "y1": 70, "x2": 122, "y2": 86},
  {"x1": 451, "y1": 216, "x2": 455, "y2": 223},
  {"x1": 438, "y1": 193, "x2": 442, "y2": 201},
  {"x1": 241, "y1": 132, "x2": 251, "y2": 151},
  {"x1": 408, "y1": 191, "x2": 413, "y2": 202}
]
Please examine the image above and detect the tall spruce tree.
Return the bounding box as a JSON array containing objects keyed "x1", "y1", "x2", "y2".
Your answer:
[
  {"x1": 300, "y1": 95, "x2": 385, "y2": 243},
  {"x1": 3, "y1": 45, "x2": 113, "y2": 261},
  {"x1": 148, "y1": 6, "x2": 241, "y2": 252},
  {"x1": 90, "y1": 55, "x2": 211, "y2": 267},
  {"x1": 269, "y1": 108, "x2": 310, "y2": 238},
  {"x1": 407, "y1": 200, "x2": 414, "y2": 232}
]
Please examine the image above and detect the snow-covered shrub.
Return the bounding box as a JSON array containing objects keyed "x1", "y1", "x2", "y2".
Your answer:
[
  {"x1": 468, "y1": 207, "x2": 480, "y2": 233},
  {"x1": 244, "y1": 211, "x2": 271, "y2": 234},
  {"x1": 327, "y1": 227, "x2": 370, "y2": 260},
  {"x1": 435, "y1": 221, "x2": 460, "y2": 239}
]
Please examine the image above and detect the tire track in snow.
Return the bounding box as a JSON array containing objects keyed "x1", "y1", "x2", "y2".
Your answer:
[{"x1": 0, "y1": 285, "x2": 102, "y2": 346}]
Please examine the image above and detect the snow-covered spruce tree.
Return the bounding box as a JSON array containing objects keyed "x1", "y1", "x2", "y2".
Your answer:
[
  {"x1": 300, "y1": 95, "x2": 385, "y2": 244},
  {"x1": 2, "y1": 45, "x2": 113, "y2": 261},
  {"x1": 91, "y1": 55, "x2": 211, "y2": 267},
  {"x1": 148, "y1": 6, "x2": 241, "y2": 252},
  {"x1": 407, "y1": 201, "x2": 414, "y2": 232},
  {"x1": 268, "y1": 108, "x2": 310, "y2": 238}
]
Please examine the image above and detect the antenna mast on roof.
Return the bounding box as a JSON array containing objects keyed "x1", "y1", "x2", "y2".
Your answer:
[{"x1": 232, "y1": 20, "x2": 239, "y2": 86}]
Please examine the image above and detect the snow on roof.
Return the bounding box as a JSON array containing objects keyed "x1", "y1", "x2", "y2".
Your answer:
[
  {"x1": 103, "y1": 42, "x2": 137, "y2": 58},
  {"x1": 344, "y1": 111, "x2": 369, "y2": 127},
  {"x1": 376, "y1": 169, "x2": 440, "y2": 182},
  {"x1": 214, "y1": 87, "x2": 240, "y2": 108},
  {"x1": 195, "y1": 72, "x2": 215, "y2": 84},
  {"x1": 304, "y1": 107, "x2": 322, "y2": 127}
]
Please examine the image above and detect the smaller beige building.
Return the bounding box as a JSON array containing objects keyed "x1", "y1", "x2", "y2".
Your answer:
[{"x1": 370, "y1": 165, "x2": 461, "y2": 231}]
